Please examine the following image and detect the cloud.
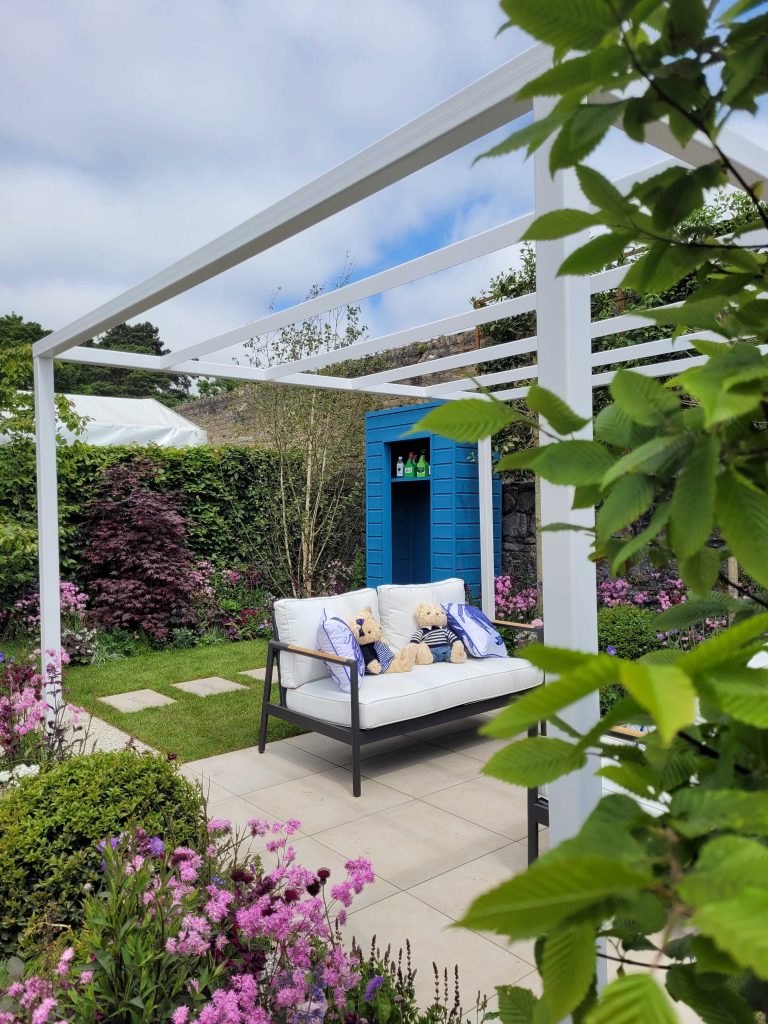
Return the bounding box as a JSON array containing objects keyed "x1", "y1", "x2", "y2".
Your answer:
[
  {"x1": 3, "y1": 1, "x2": 765, "y2": 373},
  {"x1": 0, "y1": 0, "x2": 537, "y2": 356}
]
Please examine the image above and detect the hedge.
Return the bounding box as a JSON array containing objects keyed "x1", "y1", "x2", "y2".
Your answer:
[{"x1": 0, "y1": 440, "x2": 364, "y2": 606}]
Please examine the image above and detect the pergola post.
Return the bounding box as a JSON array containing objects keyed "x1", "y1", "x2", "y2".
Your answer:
[
  {"x1": 533, "y1": 97, "x2": 602, "y2": 846},
  {"x1": 33, "y1": 356, "x2": 63, "y2": 703},
  {"x1": 478, "y1": 436, "x2": 495, "y2": 617}
]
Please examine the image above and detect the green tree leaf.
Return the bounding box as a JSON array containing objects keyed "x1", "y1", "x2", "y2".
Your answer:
[
  {"x1": 498, "y1": 440, "x2": 616, "y2": 485},
  {"x1": 559, "y1": 232, "x2": 633, "y2": 275},
  {"x1": 496, "y1": 986, "x2": 538, "y2": 1024},
  {"x1": 678, "y1": 547, "x2": 721, "y2": 595},
  {"x1": 669, "y1": 434, "x2": 718, "y2": 561},
  {"x1": 484, "y1": 736, "x2": 587, "y2": 787},
  {"x1": 542, "y1": 922, "x2": 596, "y2": 1021},
  {"x1": 585, "y1": 973, "x2": 677, "y2": 1024},
  {"x1": 697, "y1": 667, "x2": 768, "y2": 727},
  {"x1": 665, "y1": 964, "x2": 754, "y2": 1024},
  {"x1": 523, "y1": 209, "x2": 598, "y2": 240},
  {"x1": 597, "y1": 474, "x2": 655, "y2": 542},
  {"x1": 618, "y1": 662, "x2": 696, "y2": 745},
  {"x1": 654, "y1": 593, "x2": 741, "y2": 630},
  {"x1": 525, "y1": 384, "x2": 590, "y2": 434},
  {"x1": 413, "y1": 398, "x2": 518, "y2": 442},
  {"x1": 499, "y1": 0, "x2": 617, "y2": 55},
  {"x1": 677, "y1": 611, "x2": 768, "y2": 673},
  {"x1": 678, "y1": 835, "x2": 768, "y2": 907},
  {"x1": 693, "y1": 890, "x2": 768, "y2": 980},
  {"x1": 602, "y1": 435, "x2": 689, "y2": 487},
  {"x1": 670, "y1": 788, "x2": 768, "y2": 837},
  {"x1": 484, "y1": 656, "x2": 621, "y2": 737},
  {"x1": 609, "y1": 370, "x2": 679, "y2": 426},
  {"x1": 622, "y1": 242, "x2": 709, "y2": 294},
  {"x1": 576, "y1": 165, "x2": 630, "y2": 220},
  {"x1": 461, "y1": 853, "x2": 652, "y2": 939},
  {"x1": 550, "y1": 102, "x2": 626, "y2": 171},
  {"x1": 716, "y1": 469, "x2": 768, "y2": 591}
]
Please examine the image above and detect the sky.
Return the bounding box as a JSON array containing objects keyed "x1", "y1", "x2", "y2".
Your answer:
[{"x1": 2, "y1": 0, "x2": 764, "y2": 369}]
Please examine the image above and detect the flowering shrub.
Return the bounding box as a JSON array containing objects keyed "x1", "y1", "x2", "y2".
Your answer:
[
  {"x1": 596, "y1": 565, "x2": 686, "y2": 612},
  {"x1": 494, "y1": 577, "x2": 540, "y2": 622},
  {"x1": 11, "y1": 583, "x2": 96, "y2": 665},
  {"x1": 0, "y1": 649, "x2": 84, "y2": 776},
  {"x1": 1, "y1": 819, "x2": 373, "y2": 1024}
]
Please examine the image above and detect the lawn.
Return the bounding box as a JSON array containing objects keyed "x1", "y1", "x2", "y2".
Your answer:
[{"x1": 65, "y1": 640, "x2": 302, "y2": 761}]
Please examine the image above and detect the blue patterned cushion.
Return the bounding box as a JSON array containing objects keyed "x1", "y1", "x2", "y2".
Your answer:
[
  {"x1": 441, "y1": 603, "x2": 508, "y2": 659},
  {"x1": 316, "y1": 611, "x2": 365, "y2": 693}
]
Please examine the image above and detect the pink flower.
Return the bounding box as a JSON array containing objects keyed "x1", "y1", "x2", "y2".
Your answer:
[
  {"x1": 55, "y1": 948, "x2": 74, "y2": 977},
  {"x1": 206, "y1": 819, "x2": 232, "y2": 834},
  {"x1": 173, "y1": 1008, "x2": 190, "y2": 1024}
]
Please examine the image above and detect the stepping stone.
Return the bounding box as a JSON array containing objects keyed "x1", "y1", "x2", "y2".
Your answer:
[
  {"x1": 99, "y1": 689, "x2": 176, "y2": 713},
  {"x1": 172, "y1": 676, "x2": 248, "y2": 697},
  {"x1": 238, "y1": 667, "x2": 267, "y2": 681}
]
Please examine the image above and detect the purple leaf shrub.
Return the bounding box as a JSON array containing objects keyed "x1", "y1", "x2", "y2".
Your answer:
[{"x1": 82, "y1": 459, "x2": 201, "y2": 640}]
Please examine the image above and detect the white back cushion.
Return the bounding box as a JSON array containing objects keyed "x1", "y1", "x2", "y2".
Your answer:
[
  {"x1": 273, "y1": 588, "x2": 379, "y2": 688},
  {"x1": 377, "y1": 578, "x2": 466, "y2": 649}
]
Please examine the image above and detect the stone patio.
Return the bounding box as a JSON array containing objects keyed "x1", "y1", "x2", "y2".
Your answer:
[
  {"x1": 98, "y1": 688, "x2": 176, "y2": 712},
  {"x1": 182, "y1": 714, "x2": 543, "y2": 1006}
]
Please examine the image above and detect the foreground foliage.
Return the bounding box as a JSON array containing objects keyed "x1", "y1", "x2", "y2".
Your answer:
[
  {"x1": 0, "y1": 751, "x2": 205, "y2": 959},
  {"x1": 419, "y1": 0, "x2": 768, "y2": 1020}
]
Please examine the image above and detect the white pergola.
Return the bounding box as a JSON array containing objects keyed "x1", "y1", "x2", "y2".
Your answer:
[{"x1": 33, "y1": 42, "x2": 768, "y2": 851}]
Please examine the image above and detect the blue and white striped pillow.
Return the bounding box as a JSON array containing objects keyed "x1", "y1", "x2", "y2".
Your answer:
[
  {"x1": 442, "y1": 602, "x2": 508, "y2": 659},
  {"x1": 317, "y1": 611, "x2": 365, "y2": 693}
]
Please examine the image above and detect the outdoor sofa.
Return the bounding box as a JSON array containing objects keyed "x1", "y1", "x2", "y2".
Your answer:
[{"x1": 257, "y1": 577, "x2": 543, "y2": 798}]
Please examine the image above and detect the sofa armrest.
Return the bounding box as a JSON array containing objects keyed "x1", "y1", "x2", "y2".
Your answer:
[
  {"x1": 268, "y1": 639, "x2": 356, "y2": 667},
  {"x1": 492, "y1": 619, "x2": 544, "y2": 643}
]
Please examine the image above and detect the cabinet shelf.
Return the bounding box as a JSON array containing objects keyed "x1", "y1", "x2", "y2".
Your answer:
[{"x1": 390, "y1": 476, "x2": 430, "y2": 483}]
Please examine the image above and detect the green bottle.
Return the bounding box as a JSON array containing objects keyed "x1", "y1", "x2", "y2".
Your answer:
[
  {"x1": 404, "y1": 453, "x2": 415, "y2": 478},
  {"x1": 416, "y1": 450, "x2": 427, "y2": 478}
]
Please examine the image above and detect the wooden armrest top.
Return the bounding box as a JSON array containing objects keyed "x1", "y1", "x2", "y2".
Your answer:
[
  {"x1": 284, "y1": 643, "x2": 352, "y2": 666},
  {"x1": 609, "y1": 725, "x2": 650, "y2": 741},
  {"x1": 493, "y1": 619, "x2": 541, "y2": 631}
]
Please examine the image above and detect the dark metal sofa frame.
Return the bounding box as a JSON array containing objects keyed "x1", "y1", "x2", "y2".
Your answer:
[{"x1": 257, "y1": 616, "x2": 543, "y2": 800}]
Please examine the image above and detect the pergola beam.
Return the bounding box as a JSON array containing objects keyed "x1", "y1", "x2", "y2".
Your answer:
[
  {"x1": 157, "y1": 212, "x2": 536, "y2": 369},
  {"x1": 33, "y1": 44, "x2": 549, "y2": 360}
]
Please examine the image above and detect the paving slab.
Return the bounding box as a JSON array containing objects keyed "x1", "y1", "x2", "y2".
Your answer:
[
  {"x1": 173, "y1": 676, "x2": 248, "y2": 696},
  {"x1": 238, "y1": 667, "x2": 267, "y2": 680},
  {"x1": 98, "y1": 689, "x2": 176, "y2": 713}
]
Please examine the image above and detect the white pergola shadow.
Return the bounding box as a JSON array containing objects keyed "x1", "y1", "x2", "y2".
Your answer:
[{"x1": 32, "y1": 43, "x2": 768, "y2": 854}]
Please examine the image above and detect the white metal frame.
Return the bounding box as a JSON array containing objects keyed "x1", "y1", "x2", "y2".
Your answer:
[{"x1": 32, "y1": 44, "x2": 768, "y2": 850}]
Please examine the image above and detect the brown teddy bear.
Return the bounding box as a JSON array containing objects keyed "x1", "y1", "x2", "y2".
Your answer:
[
  {"x1": 410, "y1": 602, "x2": 467, "y2": 665},
  {"x1": 348, "y1": 607, "x2": 417, "y2": 675}
]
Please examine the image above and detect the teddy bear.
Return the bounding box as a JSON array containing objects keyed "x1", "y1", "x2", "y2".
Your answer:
[
  {"x1": 348, "y1": 607, "x2": 417, "y2": 675},
  {"x1": 409, "y1": 602, "x2": 467, "y2": 665}
]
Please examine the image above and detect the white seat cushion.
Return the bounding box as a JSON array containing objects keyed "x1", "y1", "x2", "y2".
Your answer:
[
  {"x1": 273, "y1": 587, "x2": 379, "y2": 689},
  {"x1": 377, "y1": 578, "x2": 466, "y2": 650},
  {"x1": 285, "y1": 657, "x2": 543, "y2": 730}
]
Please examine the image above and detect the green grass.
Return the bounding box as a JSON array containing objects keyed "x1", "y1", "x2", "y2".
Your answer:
[{"x1": 65, "y1": 640, "x2": 302, "y2": 762}]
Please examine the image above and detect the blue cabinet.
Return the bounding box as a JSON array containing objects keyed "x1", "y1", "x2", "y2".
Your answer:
[{"x1": 365, "y1": 402, "x2": 501, "y2": 597}]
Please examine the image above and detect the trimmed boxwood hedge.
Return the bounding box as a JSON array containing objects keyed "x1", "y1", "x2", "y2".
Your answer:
[
  {"x1": 0, "y1": 751, "x2": 205, "y2": 957},
  {"x1": 597, "y1": 605, "x2": 667, "y2": 715}
]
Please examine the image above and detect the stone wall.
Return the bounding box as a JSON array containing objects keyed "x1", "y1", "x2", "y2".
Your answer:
[{"x1": 502, "y1": 479, "x2": 536, "y2": 578}]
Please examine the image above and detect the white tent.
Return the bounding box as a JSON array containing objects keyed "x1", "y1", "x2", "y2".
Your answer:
[
  {"x1": 1, "y1": 394, "x2": 206, "y2": 447},
  {"x1": 56, "y1": 394, "x2": 207, "y2": 447},
  {"x1": 30, "y1": 42, "x2": 768, "y2": 863}
]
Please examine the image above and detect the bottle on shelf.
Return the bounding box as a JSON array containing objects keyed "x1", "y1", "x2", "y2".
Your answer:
[
  {"x1": 416, "y1": 449, "x2": 428, "y2": 478},
  {"x1": 396, "y1": 455, "x2": 404, "y2": 478},
  {"x1": 404, "y1": 452, "x2": 416, "y2": 478}
]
